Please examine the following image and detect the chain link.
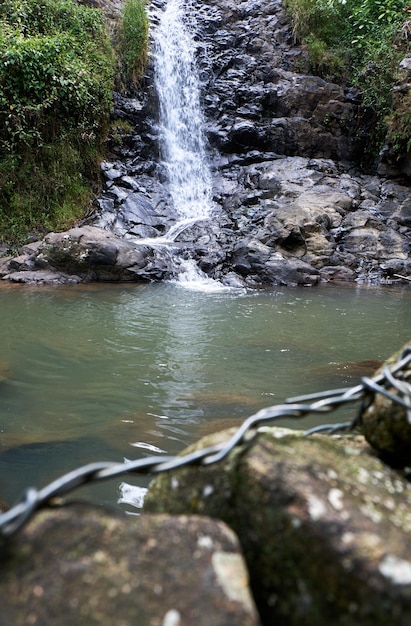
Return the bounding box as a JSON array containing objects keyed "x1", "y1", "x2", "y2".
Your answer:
[{"x1": 0, "y1": 347, "x2": 410, "y2": 538}]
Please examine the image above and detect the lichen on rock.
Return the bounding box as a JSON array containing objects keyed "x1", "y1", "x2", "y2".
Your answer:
[
  {"x1": 145, "y1": 425, "x2": 411, "y2": 625},
  {"x1": 0, "y1": 506, "x2": 260, "y2": 626},
  {"x1": 358, "y1": 341, "x2": 411, "y2": 467}
]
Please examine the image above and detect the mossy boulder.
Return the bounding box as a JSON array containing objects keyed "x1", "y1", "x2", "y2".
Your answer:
[
  {"x1": 0, "y1": 226, "x2": 158, "y2": 283},
  {"x1": 0, "y1": 505, "x2": 259, "y2": 626},
  {"x1": 359, "y1": 341, "x2": 411, "y2": 467},
  {"x1": 145, "y1": 427, "x2": 411, "y2": 626}
]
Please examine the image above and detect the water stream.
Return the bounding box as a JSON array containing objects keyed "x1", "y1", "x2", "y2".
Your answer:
[
  {"x1": 0, "y1": 0, "x2": 410, "y2": 514},
  {"x1": 141, "y1": 0, "x2": 219, "y2": 284},
  {"x1": 154, "y1": 0, "x2": 213, "y2": 221},
  {"x1": 0, "y1": 282, "x2": 409, "y2": 511}
]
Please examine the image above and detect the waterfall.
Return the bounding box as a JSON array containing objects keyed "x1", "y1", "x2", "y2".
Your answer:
[
  {"x1": 153, "y1": 0, "x2": 213, "y2": 221},
  {"x1": 147, "y1": 0, "x2": 232, "y2": 291}
]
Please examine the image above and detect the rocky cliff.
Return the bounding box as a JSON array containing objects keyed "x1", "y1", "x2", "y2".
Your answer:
[{"x1": 0, "y1": 0, "x2": 409, "y2": 286}]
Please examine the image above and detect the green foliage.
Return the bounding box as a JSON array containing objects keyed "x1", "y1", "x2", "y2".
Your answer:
[
  {"x1": 0, "y1": 140, "x2": 91, "y2": 241},
  {"x1": 0, "y1": 0, "x2": 150, "y2": 245},
  {"x1": 0, "y1": 0, "x2": 114, "y2": 148},
  {"x1": 117, "y1": 0, "x2": 149, "y2": 88},
  {"x1": 350, "y1": 0, "x2": 407, "y2": 45},
  {"x1": 386, "y1": 88, "x2": 411, "y2": 155},
  {"x1": 284, "y1": 0, "x2": 411, "y2": 157},
  {"x1": 286, "y1": 0, "x2": 351, "y2": 43},
  {"x1": 0, "y1": 0, "x2": 115, "y2": 245},
  {"x1": 107, "y1": 119, "x2": 133, "y2": 148}
]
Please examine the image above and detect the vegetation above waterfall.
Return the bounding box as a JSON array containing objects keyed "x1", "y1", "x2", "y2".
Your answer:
[
  {"x1": 117, "y1": 0, "x2": 149, "y2": 89},
  {"x1": 285, "y1": 0, "x2": 411, "y2": 154},
  {"x1": 0, "y1": 0, "x2": 148, "y2": 246}
]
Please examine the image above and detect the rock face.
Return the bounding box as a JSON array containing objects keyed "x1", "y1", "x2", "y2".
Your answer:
[
  {"x1": 145, "y1": 427, "x2": 411, "y2": 626},
  {"x1": 378, "y1": 54, "x2": 411, "y2": 179},
  {"x1": 2, "y1": 155, "x2": 410, "y2": 286},
  {"x1": 1, "y1": 0, "x2": 410, "y2": 286},
  {"x1": 196, "y1": 0, "x2": 363, "y2": 163},
  {"x1": 0, "y1": 506, "x2": 260, "y2": 626}
]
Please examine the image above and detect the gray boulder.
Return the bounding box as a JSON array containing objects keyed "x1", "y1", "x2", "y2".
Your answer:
[
  {"x1": 145, "y1": 427, "x2": 411, "y2": 625},
  {"x1": 0, "y1": 226, "x2": 160, "y2": 284},
  {"x1": 0, "y1": 506, "x2": 260, "y2": 626},
  {"x1": 359, "y1": 341, "x2": 411, "y2": 467}
]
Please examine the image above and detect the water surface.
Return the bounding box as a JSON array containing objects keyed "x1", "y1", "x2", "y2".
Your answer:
[{"x1": 0, "y1": 281, "x2": 409, "y2": 510}]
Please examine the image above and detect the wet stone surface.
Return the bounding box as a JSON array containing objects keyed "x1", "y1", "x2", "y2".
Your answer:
[
  {"x1": 145, "y1": 427, "x2": 411, "y2": 626},
  {"x1": 0, "y1": 507, "x2": 260, "y2": 626}
]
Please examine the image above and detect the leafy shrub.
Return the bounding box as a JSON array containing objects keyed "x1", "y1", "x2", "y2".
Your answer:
[
  {"x1": 0, "y1": 0, "x2": 117, "y2": 245},
  {"x1": 117, "y1": 0, "x2": 149, "y2": 88},
  {"x1": 0, "y1": 0, "x2": 114, "y2": 245},
  {"x1": 0, "y1": 0, "x2": 114, "y2": 147},
  {"x1": 284, "y1": 0, "x2": 411, "y2": 157},
  {"x1": 0, "y1": 140, "x2": 91, "y2": 239}
]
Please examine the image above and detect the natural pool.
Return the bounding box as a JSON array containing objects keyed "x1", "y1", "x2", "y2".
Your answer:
[{"x1": 0, "y1": 281, "x2": 409, "y2": 511}]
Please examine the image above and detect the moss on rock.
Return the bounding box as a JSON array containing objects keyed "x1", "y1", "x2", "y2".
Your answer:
[
  {"x1": 359, "y1": 341, "x2": 411, "y2": 467},
  {"x1": 145, "y1": 427, "x2": 411, "y2": 625}
]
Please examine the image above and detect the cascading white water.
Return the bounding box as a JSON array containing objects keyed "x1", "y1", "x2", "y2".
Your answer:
[
  {"x1": 153, "y1": 0, "x2": 213, "y2": 220},
  {"x1": 149, "y1": 0, "x2": 232, "y2": 292}
]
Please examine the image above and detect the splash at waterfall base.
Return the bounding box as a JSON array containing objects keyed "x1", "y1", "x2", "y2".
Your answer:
[{"x1": 1, "y1": 154, "x2": 410, "y2": 286}]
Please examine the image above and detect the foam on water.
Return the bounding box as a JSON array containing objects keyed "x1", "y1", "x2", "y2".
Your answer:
[{"x1": 172, "y1": 259, "x2": 238, "y2": 293}]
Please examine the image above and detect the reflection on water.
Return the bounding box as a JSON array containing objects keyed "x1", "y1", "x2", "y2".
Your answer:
[{"x1": 0, "y1": 281, "x2": 409, "y2": 510}]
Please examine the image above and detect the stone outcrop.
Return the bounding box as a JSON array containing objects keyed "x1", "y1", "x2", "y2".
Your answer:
[
  {"x1": 0, "y1": 226, "x2": 162, "y2": 284},
  {"x1": 2, "y1": 156, "x2": 410, "y2": 286},
  {"x1": 145, "y1": 427, "x2": 411, "y2": 626},
  {"x1": 0, "y1": 506, "x2": 260, "y2": 626},
  {"x1": 195, "y1": 0, "x2": 364, "y2": 164}
]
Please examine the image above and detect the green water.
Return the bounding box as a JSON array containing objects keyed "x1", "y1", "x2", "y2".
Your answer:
[{"x1": 0, "y1": 281, "x2": 409, "y2": 511}]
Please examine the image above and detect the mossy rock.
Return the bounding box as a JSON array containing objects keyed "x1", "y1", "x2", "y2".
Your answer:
[
  {"x1": 359, "y1": 341, "x2": 411, "y2": 467},
  {"x1": 0, "y1": 505, "x2": 259, "y2": 626},
  {"x1": 145, "y1": 427, "x2": 411, "y2": 626}
]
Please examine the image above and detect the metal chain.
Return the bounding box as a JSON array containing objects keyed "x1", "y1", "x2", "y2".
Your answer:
[{"x1": 0, "y1": 347, "x2": 410, "y2": 538}]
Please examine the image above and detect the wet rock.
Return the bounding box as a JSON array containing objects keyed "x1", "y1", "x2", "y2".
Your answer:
[
  {"x1": 0, "y1": 506, "x2": 260, "y2": 626},
  {"x1": 215, "y1": 157, "x2": 411, "y2": 285},
  {"x1": 231, "y1": 240, "x2": 319, "y2": 286},
  {"x1": 2, "y1": 153, "x2": 410, "y2": 286},
  {"x1": 197, "y1": 0, "x2": 364, "y2": 163},
  {"x1": 1, "y1": 270, "x2": 83, "y2": 285},
  {"x1": 359, "y1": 341, "x2": 411, "y2": 467},
  {"x1": 145, "y1": 427, "x2": 411, "y2": 626},
  {"x1": 0, "y1": 226, "x2": 165, "y2": 284}
]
